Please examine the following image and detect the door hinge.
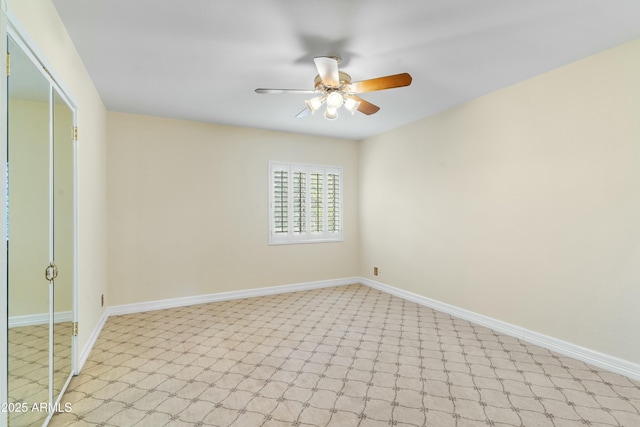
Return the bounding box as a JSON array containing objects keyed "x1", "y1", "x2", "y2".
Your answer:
[
  {"x1": 73, "y1": 322, "x2": 78, "y2": 336},
  {"x1": 6, "y1": 52, "x2": 10, "y2": 76},
  {"x1": 73, "y1": 126, "x2": 78, "y2": 141}
]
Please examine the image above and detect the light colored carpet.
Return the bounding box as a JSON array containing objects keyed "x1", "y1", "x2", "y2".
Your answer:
[
  {"x1": 48, "y1": 284, "x2": 640, "y2": 426},
  {"x1": 8, "y1": 324, "x2": 50, "y2": 427},
  {"x1": 8, "y1": 322, "x2": 73, "y2": 427}
]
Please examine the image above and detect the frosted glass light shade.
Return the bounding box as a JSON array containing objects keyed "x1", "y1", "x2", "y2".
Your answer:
[
  {"x1": 324, "y1": 106, "x2": 338, "y2": 120},
  {"x1": 305, "y1": 96, "x2": 324, "y2": 114},
  {"x1": 344, "y1": 97, "x2": 361, "y2": 115},
  {"x1": 326, "y1": 91, "x2": 344, "y2": 109}
]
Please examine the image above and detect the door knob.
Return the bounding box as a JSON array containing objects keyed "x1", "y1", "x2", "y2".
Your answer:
[{"x1": 45, "y1": 262, "x2": 59, "y2": 281}]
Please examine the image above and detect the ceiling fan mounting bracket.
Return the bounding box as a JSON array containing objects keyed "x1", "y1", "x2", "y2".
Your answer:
[{"x1": 314, "y1": 71, "x2": 352, "y2": 89}]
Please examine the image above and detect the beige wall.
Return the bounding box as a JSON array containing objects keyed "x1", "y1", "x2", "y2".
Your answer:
[
  {"x1": 8, "y1": 0, "x2": 109, "y2": 351},
  {"x1": 107, "y1": 112, "x2": 359, "y2": 305},
  {"x1": 359, "y1": 39, "x2": 640, "y2": 364}
]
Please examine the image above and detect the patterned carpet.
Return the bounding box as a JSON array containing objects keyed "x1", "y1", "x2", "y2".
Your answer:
[
  {"x1": 8, "y1": 324, "x2": 50, "y2": 427},
  {"x1": 8, "y1": 322, "x2": 73, "y2": 427},
  {"x1": 46, "y1": 284, "x2": 640, "y2": 426}
]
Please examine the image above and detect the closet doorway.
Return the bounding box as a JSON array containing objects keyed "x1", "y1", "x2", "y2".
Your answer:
[{"x1": 6, "y1": 31, "x2": 77, "y2": 427}]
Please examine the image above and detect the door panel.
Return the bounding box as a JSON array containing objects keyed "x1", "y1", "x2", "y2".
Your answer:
[
  {"x1": 52, "y1": 88, "x2": 74, "y2": 400},
  {"x1": 7, "y1": 35, "x2": 51, "y2": 427}
]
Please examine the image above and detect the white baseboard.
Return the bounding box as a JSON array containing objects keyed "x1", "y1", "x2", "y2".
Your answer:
[
  {"x1": 78, "y1": 309, "x2": 108, "y2": 373},
  {"x1": 9, "y1": 310, "x2": 73, "y2": 328},
  {"x1": 360, "y1": 277, "x2": 640, "y2": 382},
  {"x1": 108, "y1": 277, "x2": 359, "y2": 316}
]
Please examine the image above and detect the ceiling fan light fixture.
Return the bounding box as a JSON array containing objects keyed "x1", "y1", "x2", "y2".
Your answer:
[
  {"x1": 344, "y1": 97, "x2": 361, "y2": 115},
  {"x1": 256, "y1": 56, "x2": 412, "y2": 121},
  {"x1": 305, "y1": 96, "x2": 324, "y2": 114},
  {"x1": 326, "y1": 91, "x2": 344, "y2": 109},
  {"x1": 324, "y1": 105, "x2": 338, "y2": 120}
]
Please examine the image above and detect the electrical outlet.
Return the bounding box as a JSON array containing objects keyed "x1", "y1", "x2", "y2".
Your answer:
[
  {"x1": 101, "y1": 294, "x2": 104, "y2": 307},
  {"x1": 374, "y1": 267, "x2": 378, "y2": 276}
]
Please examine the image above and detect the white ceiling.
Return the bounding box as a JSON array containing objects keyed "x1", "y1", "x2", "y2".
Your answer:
[{"x1": 51, "y1": 0, "x2": 640, "y2": 141}]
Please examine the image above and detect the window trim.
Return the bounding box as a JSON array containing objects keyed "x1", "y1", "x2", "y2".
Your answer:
[{"x1": 269, "y1": 161, "x2": 344, "y2": 245}]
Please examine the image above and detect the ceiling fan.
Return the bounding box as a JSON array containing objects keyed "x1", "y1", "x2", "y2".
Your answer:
[{"x1": 255, "y1": 56, "x2": 412, "y2": 120}]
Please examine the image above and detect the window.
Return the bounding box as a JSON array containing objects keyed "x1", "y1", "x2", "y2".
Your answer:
[{"x1": 269, "y1": 162, "x2": 343, "y2": 244}]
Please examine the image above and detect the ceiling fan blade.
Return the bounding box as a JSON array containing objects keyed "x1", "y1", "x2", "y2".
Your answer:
[
  {"x1": 351, "y1": 96, "x2": 380, "y2": 115},
  {"x1": 313, "y1": 57, "x2": 340, "y2": 87},
  {"x1": 296, "y1": 108, "x2": 310, "y2": 118},
  {"x1": 255, "y1": 88, "x2": 316, "y2": 94},
  {"x1": 349, "y1": 73, "x2": 412, "y2": 93}
]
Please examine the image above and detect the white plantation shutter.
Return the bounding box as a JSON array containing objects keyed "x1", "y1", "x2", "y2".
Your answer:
[
  {"x1": 269, "y1": 162, "x2": 343, "y2": 244},
  {"x1": 273, "y1": 169, "x2": 288, "y2": 234},
  {"x1": 293, "y1": 171, "x2": 306, "y2": 233},
  {"x1": 310, "y1": 172, "x2": 323, "y2": 233},
  {"x1": 327, "y1": 172, "x2": 340, "y2": 233}
]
